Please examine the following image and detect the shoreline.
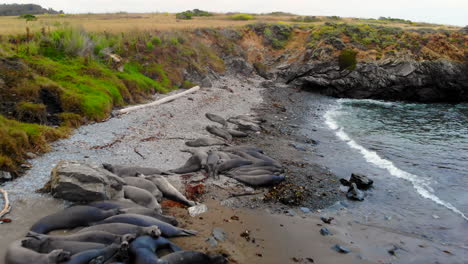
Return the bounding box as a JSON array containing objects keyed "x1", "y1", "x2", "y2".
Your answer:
[{"x1": 0, "y1": 75, "x2": 466, "y2": 263}]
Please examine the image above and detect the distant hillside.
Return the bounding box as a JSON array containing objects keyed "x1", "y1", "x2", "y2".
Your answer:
[{"x1": 0, "y1": 3, "x2": 62, "y2": 16}]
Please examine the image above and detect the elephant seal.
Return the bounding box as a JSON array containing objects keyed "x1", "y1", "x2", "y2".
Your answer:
[
  {"x1": 223, "y1": 146, "x2": 264, "y2": 153},
  {"x1": 147, "y1": 176, "x2": 196, "y2": 207},
  {"x1": 205, "y1": 151, "x2": 220, "y2": 179},
  {"x1": 61, "y1": 242, "x2": 126, "y2": 264},
  {"x1": 130, "y1": 236, "x2": 182, "y2": 264},
  {"x1": 169, "y1": 155, "x2": 202, "y2": 174},
  {"x1": 226, "y1": 150, "x2": 265, "y2": 164},
  {"x1": 181, "y1": 149, "x2": 208, "y2": 167},
  {"x1": 124, "y1": 177, "x2": 163, "y2": 201},
  {"x1": 30, "y1": 206, "x2": 121, "y2": 234},
  {"x1": 78, "y1": 223, "x2": 161, "y2": 238},
  {"x1": 244, "y1": 150, "x2": 282, "y2": 167},
  {"x1": 22, "y1": 237, "x2": 107, "y2": 255},
  {"x1": 185, "y1": 138, "x2": 227, "y2": 147},
  {"x1": 217, "y1": 159, "x2": 253, "y2": 173},
  {"x1": 205, "y1": 113, "x2": 228, "y2": 127},
  {"x1": 96, "y1": 214, "x2": 197, "y2": 237},
  {"x1": 161, "y1": 251, "x2": 226, "y2": 264},
  {"x1": 230, "y1": 174, "x2": 285, "y2": 186},
  {"x1": 120, "y1": 207, "x2": 179, "y2": 226},
  {"x1": 26, "y1": 230, "x2": 133, "y2": 245},
  {"x1": 123, "y1": 186, "x2": 162, "y2": 213},
  {"x1": 5, "y1": 240, "x2": 70, "y2": 264},
  {"x1": 102, "y1": 164, "x2": 168, "y2": 177},
  {"x1": 226, "y1": 129, "x2": 248, "y2": 137},
  {"x1": 206, "y1": 126, "x2": 232, "y2": 141},
  {"x1": 88, "y1": 200, "x2": 144, "y2": 210}
]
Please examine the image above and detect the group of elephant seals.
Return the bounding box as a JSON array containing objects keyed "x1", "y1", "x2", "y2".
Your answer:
[
  {"x1": 26, "y1": 230, "x2": 132, "y2": 245},
  {"x1": 5, "y1": 240, "x2": 71, "y2": 264},
  {"x1": 123, "y1": 186, "x2": 162, "y2": 213},
  {"x1": 146, "y1": 176, "x2": 196, "y2": 207},
  {"x1": 78, "y1": 223, "x2": 161, "y2": 238},
  {"x1": 130, "y1": 236, "x2": 182, "y2": 264},
  {"x1": 30, "y1": 206, "x2": 121, "y2": 234},
  {"x1": 206, "y1": 126, "x2": 232, "y2": 141},
  {"x1": 61, "y1": 243, "x2": 122, "y2": 264},
  {"x1": 124, "y1": 177, "x2": 163, "y2": 202}
]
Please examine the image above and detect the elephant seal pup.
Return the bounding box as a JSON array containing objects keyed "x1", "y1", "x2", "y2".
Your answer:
[
  {"x1": 78, "y1": 223, "x2": 161, "y2": 238},
  {"x1": 161, "y1": 250, "x2": 226, "y2": 264},
  {"x1": 22, "y1": 237, "x2": 107, "y2": 255},
  {"x1": 26, "y1": 230, "x2": 134, "y2": 245},
  {"x1": 30, "y1": 206, "x2": 121, "y2": 234},
  {"x1": 121, "y1": 207, "x2": 179, "y2": 226},
  {"x1": 5, "y1": 239, "x2": 70, "y2": 264},
  {"x1": 88, "y1": 200, "x2": 144, "y2": 210},
  {"x1": 123, "y1": 186, "x2": 162, "y2": 213},
  {"x1": 147, "y1": 176, "x2": 196, "y2": 207},
  {"x1": 217, "y1": 159, "x2": 253, "y2": 173},
  {"x1": 185, "y1": 137, "x2": 227, "y2": 147},
  {"x1": 226, "y1": 129, "x2": 248, "y2": 137},
  {"x1": 96, "y1": 214, "x2": 197, "y2": 237},
  {"x1": 230, "y1": 174, "x2": 285, "y2": 187},
  {"x1": 205, "y1": 113, "x2": 228, "y2": 127},
  {"x1": 102, "y1": 164, "x2": 168, "y2": 177},
  {"x1": 124, "y1": 177, "x2": 163, "y2": 201},
  {"x1": 206, "y1": 126, "x2": 232, "y2": 141},
  {"x1": 169, "y1": 155, "x2": 202, "y2": 174}
]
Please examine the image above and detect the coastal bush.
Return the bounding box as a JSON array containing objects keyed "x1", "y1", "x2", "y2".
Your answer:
[
  {"x1": 230, "y1": 14, "x2": 254, "y2": 21},
  {"x1": 291, "y1": 16, "x2": 321, "y2": 23},
  {"x1": 338, "y1": 49, "x2": 358, "y2": 70}
]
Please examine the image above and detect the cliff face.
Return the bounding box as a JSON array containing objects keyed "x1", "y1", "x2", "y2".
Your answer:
[{"x1": 282, "y1": 60, "x2": 468, "y2": 103}]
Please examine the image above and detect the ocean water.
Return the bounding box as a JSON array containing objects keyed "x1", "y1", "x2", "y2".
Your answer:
[{"x1": 324, "y1": 99, "x2": 468, "y2": 221}]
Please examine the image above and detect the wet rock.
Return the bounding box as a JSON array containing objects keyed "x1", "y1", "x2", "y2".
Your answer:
[
  {"x1": 300, "y1": 207, "x2": 311, "y2": 214},
  {"x1": 320, "y1": 216, "x2": 334, "y2": 224},
  {"x1": 346, "y1": 183, "x2": 365, "y2": 201},
  {"x1": 47, "y1": 160, "x2": 125, "y2": 202},
  {"x1": 350, "y1": 173, "x2": 373, "y2": 189},
  {"x1": 332, "y1": 244, "x2": 351, "y2": 254},
  {"x1": 320, "y1": 227, "x2": 332, "y2": 236},
  {"x1": 188, "y1": 204, "x2": 208, "y2": 217},
  {"x1": 0, "y1": 171, "x2": 12, "y2": 181},
  {"x1": 212, "y1": 227, "x2": 226, "y2": 242}
]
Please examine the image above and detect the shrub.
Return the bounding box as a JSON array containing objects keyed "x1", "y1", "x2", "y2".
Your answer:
[
  {"x1": 176, "y1": 12, "x2": 193, "y2": 20},
  {"x1": 230, "y1": 14, "x2": 254, "y2": 21},
  {"x1": 151, "y1": 36, "x2": 162, "y2": 46},
  {"x1": 19, "y1": 14, "x2": 37, "y2": 21},
  {"x1": 338, "y1": 49, "x2": 358, "y2": 70}
]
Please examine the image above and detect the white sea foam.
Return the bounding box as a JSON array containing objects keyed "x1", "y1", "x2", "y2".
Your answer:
[
  {"x1": 337, "y1": 98, "x2": 395, "y2": 107},
  {"x1": 324, "y1": 104, "x2": 468, "y2": 221}
]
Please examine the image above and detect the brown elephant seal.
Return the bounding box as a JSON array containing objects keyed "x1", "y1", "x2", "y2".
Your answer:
[
  {"x1": 229, "y1": 174, "x2": 285, "y2": 186},
  {"x1": 30, "y1": 206, "x2": 121, "y2": 234},
  {"x1": 147, "y1": 176, "x2": 196, "y2": 207},
  {"x1": 96, "y1": 214, "x2": 197, "y2": 237},
  {"x1": 102, "y1": 164, "x2": 169, "y2": 177},
  {"x1": 78, "y1": 223, "x2": 161, "y2": 238},
  {"x1": 161, "y1": 250, "x2": 226, "y2": 264},
  {"x1": 124, "y1": 177, "x2": 163, "y2": 201},
  {"x1": 185, "y1": 138, "x2": 228, "y2": 147},
  {"x1": 206, "y1": 126, "x2": 232, "y2": 141},
  {"x1": 123, "y1": 186, "x2": 162, "y2": 213},
  {"x1": 205, "y1": 113, "x2": 228, "y2": 127},
  {"x1": 120, "y1": 207, "x2": 179, "y2": 226},
  {"x1": 26, "y1": 231, "x2": 135, "y2": 245},
  {"x1": 5, "y1": 239, "x2": 70, "y2": 264}
]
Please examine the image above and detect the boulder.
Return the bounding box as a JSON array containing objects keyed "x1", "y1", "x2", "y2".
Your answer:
[
  {"x1": 350, "y1": 173, "x2": 373, "y2": 190},
  {"x1": 47, "y1": 160, "x2": 125, "y2": 202}
]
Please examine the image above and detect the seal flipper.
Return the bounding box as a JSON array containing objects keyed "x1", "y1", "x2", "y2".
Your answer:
[{"x1": 180, "y1": 229, "x2": 198, "y2": 236}]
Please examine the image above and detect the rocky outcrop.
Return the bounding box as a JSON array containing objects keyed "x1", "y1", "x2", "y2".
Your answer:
[
  {"x1": 283, "y1": 60, "x2": 468, "y2": 103},
  {"x1": 46, "y1": 161, "x2": 125, "y2": 202}
]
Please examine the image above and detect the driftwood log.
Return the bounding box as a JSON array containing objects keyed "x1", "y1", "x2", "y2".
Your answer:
[
  {"x1": 116, "y1": 86, "x2": 200, "y2": 115},
  {"x1": 0, "y1": 188, "x2": 11, "y2": 219}
]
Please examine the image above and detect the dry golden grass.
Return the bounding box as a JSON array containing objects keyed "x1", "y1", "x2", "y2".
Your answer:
[{"x1": 0, "y1": 13, "x2": 459, "y2": 36}]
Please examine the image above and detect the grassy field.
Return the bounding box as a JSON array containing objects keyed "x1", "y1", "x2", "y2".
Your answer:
[{"x1": 0, "y1": 13, "x2": 461, "y2": 35}]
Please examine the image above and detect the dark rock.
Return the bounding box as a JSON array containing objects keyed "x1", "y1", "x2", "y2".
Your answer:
[
  {"x1": 320, "y1": 216, "x2": 334, "y2": 224},
  {"x1": 346, "y1": 183, "x2": 365, "y2": 201},
  {"x1": 350, "y1": 173, "x2": 373, "y2": 189},
  {"x1": 0, "y1": 171, "x2": 12, "y2": 180},
  {"x1": 332, "y1": 244, "x2": 351, "y2": 254},
  {"x1": 46, "y1": 160, "x2": 125, "y2": 202},
  {"x1": 320, "y1": 227, "x2": 332, "y2": 236},
  {"x1": 285, "y1": 60, "x2": 468, "y2": 103}
]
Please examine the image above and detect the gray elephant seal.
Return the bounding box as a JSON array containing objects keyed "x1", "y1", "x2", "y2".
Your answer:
[
  {"x1": 130, "y1": 236, "x2": 182, "y2": 264},
  {"x1": 78, "y1": 223, "x2": 161, "y2": 238},
  {"x1": 22, "y1": 237, "x2": 107, "y2": 255},
  {"x1": 217, "y1": 159, "x2": 253, "y2": 173},
  {"x1": 30, "y1": 206, "x2": 121, "y2": 234},
  {"x1": 205, "y1": 151, "x2": 220, "y2": 179},
  {"x1": 26, "y1": 230, "x2": 133, "y2": 245},
  {"x1": 181, "y1": 149, "x2": 208, "y2": 167},
  {"x1": 5, "y1": 240, "x2": 70, "y2": 264},
  {"x1": 61, "y1": 243, "x2": 122, "y2": 264},
  {"x1": 147, "y1": 176, "x2": 196, "y2": 207},
  {"x1": 205, "y1": 113, "x2": 228, "y2": 127},
  {"x1": 161, "y1": 250, "x2": 226, "y2": 264},
  {"x1": 123, "y1": 186, "x2": 162, "y2": 213},
  {"x1": 124, "y1": 177, "x2": 163, "y2": 201},
  {"x1": 185, "y1": 138, "x2": 227, "y2": 147},
  {"x1": 230, "y1": 174, "x2": 285, "y2": 186},
  {"x1": 120, "y1": 207, "x2": 179, "y2": 226},
  {"x1": 96, "y1": 214, "x2": 197, "y2": 237},
  {"x1": 226, "y1": 129, "x2": 248, "y2": 137},
  {"x1": 88, "y1": 200, "x2": 144, "y2": 210},
  {"x1": 169, "y1": 155, "x2": 202, "y2": 174},
  {"x1": 102, "y1": 164, "x2": 168, "y2": 177},
  {"x1": 206, "y1": 126, "x2": 232, "y2": 141}
]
